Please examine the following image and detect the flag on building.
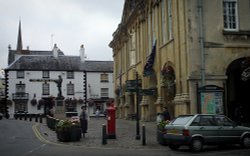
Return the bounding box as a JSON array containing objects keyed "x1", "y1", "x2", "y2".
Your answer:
[{"x1": 143, "y1": 40, "x2": 157, "y2": 77}]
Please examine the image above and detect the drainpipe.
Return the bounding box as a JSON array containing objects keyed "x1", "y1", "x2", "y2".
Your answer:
[{"x1": 198, "y1": 0, "x2": 205, "y2": 86}]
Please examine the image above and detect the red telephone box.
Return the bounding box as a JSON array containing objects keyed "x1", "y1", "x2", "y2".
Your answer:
[{"x1": 107, "y1": 105, "x2": 116, "y2": 139}]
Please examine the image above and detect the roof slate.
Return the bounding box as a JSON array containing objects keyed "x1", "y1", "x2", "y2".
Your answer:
[{"x1": 6, "y1": 55, "x2": 113, "y2": 72}]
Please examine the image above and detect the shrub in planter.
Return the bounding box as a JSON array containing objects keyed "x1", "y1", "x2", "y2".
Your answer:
[
  {"x1": 157, "y1": 120, "x2": 170, "y2": 146},
  {"x1": 55, "y1": 120, "x2": 81, "y2": 142},
  {"x1": 55, "y1": 120, "x2": 72, "y2": 142}
]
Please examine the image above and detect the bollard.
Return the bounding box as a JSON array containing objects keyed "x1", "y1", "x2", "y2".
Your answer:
[
  {"x1": 39, "y1": 114, "x2": 43, "y2": 123},
  {"x1": 14, "y1": 113, "x2": 18, "y2": 120},
  {"x1": 35, "y1": 114, "x2": 38, "y2": 122},
  {"x1": 102, "y1": 124, "x2": 107, "y2": 145},
  {"x1": 19, "y1": 113, "x2": 22, "y2": 120},
  {"x1": 24, "y1": 113, "x2": 27, "y2": 121},
  {"x1": 142, "y1": 124, "x2": 146, "y2": 146},
  {"x1": 29, "y1": 114, "x2": 32, "y2": 121}
]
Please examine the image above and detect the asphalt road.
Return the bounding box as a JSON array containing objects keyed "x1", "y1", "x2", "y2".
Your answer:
[{"x1": 0, "y1": 118, "x2": 250, "y2": 156}]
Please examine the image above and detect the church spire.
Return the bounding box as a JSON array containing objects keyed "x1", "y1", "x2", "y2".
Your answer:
[{"x1": 16, "y1": 20, "x2": 23, "y2": 52}]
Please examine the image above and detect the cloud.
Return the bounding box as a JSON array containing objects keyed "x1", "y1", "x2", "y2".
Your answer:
[{"x1": 0, "y1": 0, "x2": 123, "y2": 71}]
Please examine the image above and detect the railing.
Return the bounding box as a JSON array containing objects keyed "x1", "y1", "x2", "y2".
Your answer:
[{"x1": 12, "y1": 92, "x2": 29, "y2": 100}]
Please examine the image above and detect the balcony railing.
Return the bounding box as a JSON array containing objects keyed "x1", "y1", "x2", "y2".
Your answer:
[{"x1": 12, "y1": 93, "x2": 29, "y2": 100}]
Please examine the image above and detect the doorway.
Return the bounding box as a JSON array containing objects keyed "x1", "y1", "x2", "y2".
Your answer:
[{"x1": 226, "y1": 57, "x2": 250, "y2": 125}]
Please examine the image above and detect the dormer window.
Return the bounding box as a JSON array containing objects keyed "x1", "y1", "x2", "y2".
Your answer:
[
  {"x1": 42, "y1": 71, "x2": 50, "y2": 78},
  {"x1": 67, "y1": 71, "x2": 74, "y2": 79},
  {"x1": 17, "y1": 71, "x2": 24, "y2": 78}
]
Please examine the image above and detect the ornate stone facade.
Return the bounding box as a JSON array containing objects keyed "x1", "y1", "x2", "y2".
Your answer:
[{"x1": 110, "y1": 0, "x2": 250, "y2": 122}]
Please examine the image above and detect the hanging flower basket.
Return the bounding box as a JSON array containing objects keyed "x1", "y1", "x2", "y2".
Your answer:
[
  {"x1": 78, "y1": 99, "x2": 84, "y2": 104},
  {"x1": 38, "y1": 99, "x2": 45, "y2": 110},
  {"x1": 161, "y1": 66, "x2": 175, "y2": 78},
  {"x1": 7, "y1": 100, "x2": 12, "y2": 106},
  {"x1": 65, "y1": 98, "x2": 70, "y2": 106},
  {"x1": 31, "y1": 99, "x2": 37, "y2": 106},
  {"x1": 88, "y1": 99, "x2": 94, "y2": 106},
  {"x1": 72, "y1": 99, "x2": 77, "y2": 105}
]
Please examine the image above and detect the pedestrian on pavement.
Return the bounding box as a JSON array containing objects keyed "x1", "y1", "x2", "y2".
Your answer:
[
  {"x1": 95, "y1": 109, "x2": 100, "y2": 119},
  {"x1": 79, "y1": 106, "x2": 88, "y2": 136},
  {"x1": 162, "y1": 106, "x2": 171, "y2": 121},
  {"x1": 156, "y1": 113, "x2": 163, "y2": 123}
]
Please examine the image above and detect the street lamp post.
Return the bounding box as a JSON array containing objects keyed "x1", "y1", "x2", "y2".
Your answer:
[{"x1": 135, "y1": 71, "x2": 140, "y2": 140}]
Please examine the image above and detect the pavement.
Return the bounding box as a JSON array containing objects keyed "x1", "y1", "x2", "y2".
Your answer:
[{"x1": 36, "y1": 117, "x2": 167, "y2": 149}]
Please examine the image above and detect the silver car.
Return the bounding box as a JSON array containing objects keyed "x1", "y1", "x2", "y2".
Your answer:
[{"x1": 164, "y1": 114, "x2": 250, "y2": 152}]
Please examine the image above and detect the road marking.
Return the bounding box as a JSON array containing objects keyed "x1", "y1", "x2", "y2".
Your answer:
[
  {"x1": 32, "y1": 123, "x2": 53, "y2": 145},
  {"x1": 32, "y1": 123, "x2": 69, "y2": 147},
  {"x1": 31, "y1": 123, "x2": 169, "y2": 151},
  {"x1": 22, "y1": 144, "x2": 46, "y2": 156}
]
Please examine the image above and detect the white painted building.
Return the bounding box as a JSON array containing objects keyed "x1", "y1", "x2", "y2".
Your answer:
[{"x1": 5, "y1": 22, "x2": 114, "y2": 118}]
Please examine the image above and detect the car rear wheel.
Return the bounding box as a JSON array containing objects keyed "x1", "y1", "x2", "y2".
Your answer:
[
  {"x1": 241, "y1": 136, "x2": 250, "y2": 148},
  {"x1": 169, "y1": 144, "x2": 180, "y2": 150},
  {"x1": 190, "y1": 138, "x2": 203, "y2": 152}
]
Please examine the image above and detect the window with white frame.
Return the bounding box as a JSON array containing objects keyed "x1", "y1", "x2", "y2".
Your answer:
[
  {"x1": 16, "y1": 84, "x2": 25, "y2": 93},
  {"x1": 161, "y1": 0, "x2": 173, "y2": 44},
  {"x1": 100, "y1": 73, "x2": 109, "y2": 82},
  {"x1": 148, "y1": 13, "x2": 152, "y2": 55},
  {"x1": 42, "y1": 71, "x2": 50, "y2": 78},
  {"x1": 168, "y1": 0, "x2": 173, "y2": 39},
  {"x1": 67, "y1": 82, "x2": 74, "y2": 95},
  {"x1": 161, "y1": 0, "x2": 167, "y2": 44},
  {"x1": 15, "y1": 102, "x2": 27, "y2": 112},
  {"x1": 129, "y1": 32, "x2": 136, "y2": 66},
  {"x1": 42, "y1": 83, "x2": 50, "y2": 95},
  {"x1": 17, "y1": 71, "x2": 24, "y2": 78},
  {"x1": 101, "y1": 88, "x2": 109, "y2": 98},
  {"x1": 152, "y1": 7, "x2": 156, "y2": 42},
  {"x1": 223, "y1": 0, "x2": 238, "y2": 31},
  {"x1": 67, "y1": 71, "x2": 74, "y2": 79}
]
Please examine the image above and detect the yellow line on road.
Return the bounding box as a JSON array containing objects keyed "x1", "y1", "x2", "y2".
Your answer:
[
  {"x1": 32, "y1": 123, "x2": 68, "y2": 147},
  {"x1": 32, "y1": 123, "x2": 48, "y2": 143}
]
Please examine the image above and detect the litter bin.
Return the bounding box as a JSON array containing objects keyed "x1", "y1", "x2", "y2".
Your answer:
[{"x1": 70, "y1": 124, "x2": 81, "y2": 141}]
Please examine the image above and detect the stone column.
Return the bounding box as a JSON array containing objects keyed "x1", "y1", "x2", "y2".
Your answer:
[
  {"x1": 155, "y1": 96, "x2": 165, "y2": 113},
  {"x1": 173, "y1": 93, "x2": 190, "y2": 117}
]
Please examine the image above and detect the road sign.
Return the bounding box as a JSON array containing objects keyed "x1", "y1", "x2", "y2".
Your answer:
[
  {"x1": 125, "y1": 80, "x2": 142, "y2": 92},
  {"x1": 140, "y1": 88, "x2": 157, "y2": 96}
]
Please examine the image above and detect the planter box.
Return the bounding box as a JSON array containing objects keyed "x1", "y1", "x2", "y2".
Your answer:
[
  {"x1": 57, "y1": 128, "x2": 71, "y2": 142},
  {"x1": 157, "y1": 130, "x2": 167, "y2": 146},
  {"x1": 56, "y1": 126, "x2": 81, "y2": 142},
  {"x1": 70, "y1": 125, "x2": 82, "y2": 141}
]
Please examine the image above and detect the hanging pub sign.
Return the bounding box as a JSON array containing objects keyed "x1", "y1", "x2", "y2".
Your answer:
[{"x1": 198, "y1": 85, "x2": 224, "y2": 114}]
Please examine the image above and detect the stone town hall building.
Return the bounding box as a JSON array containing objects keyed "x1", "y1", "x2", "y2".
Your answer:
[
  {"x1": 109, "y1": 0, "x2": 250, "y2": 124},
  {"x1": 5, "y1": 22, "x2": 114, "y2": 118}
]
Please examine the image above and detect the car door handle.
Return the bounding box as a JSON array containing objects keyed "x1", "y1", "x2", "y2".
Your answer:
[
  {"x1": 200, "y1": 127, "x2": 205, "y2": 130},
  {"x1": 218, "y1": 127, "x2": 223, "y2": 130}
]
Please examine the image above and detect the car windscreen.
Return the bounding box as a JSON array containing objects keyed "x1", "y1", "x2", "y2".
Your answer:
[{"x1": 172, "y1": 115, "x2": 194, "y2": 125}]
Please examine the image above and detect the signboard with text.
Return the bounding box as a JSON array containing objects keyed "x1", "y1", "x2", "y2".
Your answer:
[
  {"x1": 125, "y1": 79, "x2": 141, "y2": 92},
  {"x1": 198, "y1": 85, "x2": 224, "y2": 114}
]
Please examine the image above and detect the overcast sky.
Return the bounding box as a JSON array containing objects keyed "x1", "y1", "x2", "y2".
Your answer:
[{"x1": 0, "y1": 0, "x2": 124, "y2": 73}]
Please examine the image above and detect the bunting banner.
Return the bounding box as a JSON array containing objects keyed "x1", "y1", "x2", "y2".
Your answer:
[{"x1": 143, "y1": 40, "x2": 157, "y2": 77}]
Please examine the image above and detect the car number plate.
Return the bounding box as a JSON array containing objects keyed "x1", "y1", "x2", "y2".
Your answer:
[{"x1": 168, "y1": 129, "x2": 179, "y2": 134}]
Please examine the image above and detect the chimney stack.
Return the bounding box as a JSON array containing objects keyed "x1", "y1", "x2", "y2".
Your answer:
[
  {"x1": 53, "y1": 44, "x2": 59, "y2": 58},
  {"x1": 80, "y1": 44, "x2": 85, "y2": 62}
]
